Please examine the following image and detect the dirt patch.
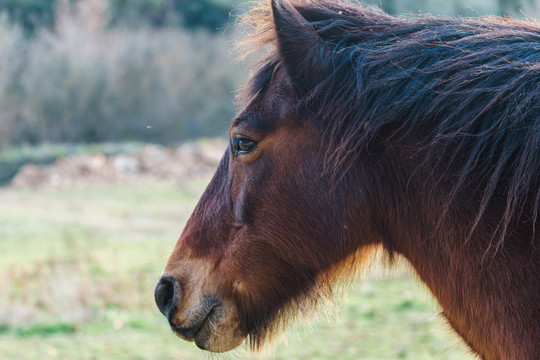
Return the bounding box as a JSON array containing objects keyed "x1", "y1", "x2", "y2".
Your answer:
[{"x1": 10, "y1": 139, "x2": 227, "y2": 189}]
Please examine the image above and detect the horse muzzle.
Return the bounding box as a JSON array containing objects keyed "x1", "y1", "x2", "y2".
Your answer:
[{"x1": 155, "y1": 270, "x2": 246, "y2": 352}]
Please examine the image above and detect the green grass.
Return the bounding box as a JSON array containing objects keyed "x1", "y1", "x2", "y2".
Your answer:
[{"x1": 0, "y1": 181, "x2": 473, "y2": 359}]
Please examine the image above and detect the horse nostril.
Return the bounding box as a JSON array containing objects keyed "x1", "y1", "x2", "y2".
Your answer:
[{"x1": 155, "y1": 276, "x2": 178, "y2": 317}]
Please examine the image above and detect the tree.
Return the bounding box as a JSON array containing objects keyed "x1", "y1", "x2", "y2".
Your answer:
[
  {"x1": 107, "y1": 0, "x2": 235, "y2": 32},
  {"x1": 0, "y1": 0, "x2": 57, "y2": 34}
]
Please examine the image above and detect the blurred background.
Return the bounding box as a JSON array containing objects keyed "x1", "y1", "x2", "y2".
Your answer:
[{"x1": 0, "y1": 0, "x2": 537, "y2": 359}]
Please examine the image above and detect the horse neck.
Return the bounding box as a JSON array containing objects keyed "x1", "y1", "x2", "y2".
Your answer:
[{"x1": 367, "y1": 152, "x2": 540, "y2": 359}]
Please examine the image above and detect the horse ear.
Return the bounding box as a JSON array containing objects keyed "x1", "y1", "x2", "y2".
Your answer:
[{"x1": 271, "y1": 0, "x2": 329, "y2": 93}]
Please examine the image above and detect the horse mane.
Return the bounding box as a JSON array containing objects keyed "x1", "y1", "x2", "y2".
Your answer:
[{"x1": 238, "y1": 0, "x2": 540, "y2": 250}]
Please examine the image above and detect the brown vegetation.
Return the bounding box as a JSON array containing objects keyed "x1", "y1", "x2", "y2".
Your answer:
[{"x1": 10, "y1": 140, "x2": 226, "y2": 189}]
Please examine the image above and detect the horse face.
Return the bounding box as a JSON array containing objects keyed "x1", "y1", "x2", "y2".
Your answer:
[
  {"x1": 155, "y1": 66, "x2": 372, "y2": 351},
  {"x1": 155, "y1": 1, "x2": 376, "y2": 352}
]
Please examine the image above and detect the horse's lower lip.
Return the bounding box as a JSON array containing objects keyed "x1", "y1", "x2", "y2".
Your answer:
[{"x1": 169, "y1": 306, "x2": 216, "y2": 342}]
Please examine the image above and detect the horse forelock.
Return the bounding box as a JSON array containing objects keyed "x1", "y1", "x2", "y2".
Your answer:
[{"x1": 238, "y1": 0, "x2": 540, "y2": 252}]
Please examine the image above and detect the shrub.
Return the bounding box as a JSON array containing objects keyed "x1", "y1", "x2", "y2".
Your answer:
[
  {"x1": 0, "y1": 0, "x2": 57, "y2": 34},
  {"x1": 0, "y1": 14, "x2": 245, "y2": 148},
  {"x1": 108, "y1": 0, "x2": 239, "y2": 32}
]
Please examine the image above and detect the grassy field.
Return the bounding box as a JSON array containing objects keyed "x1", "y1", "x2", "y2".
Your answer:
[{"x1": 0, "y1": 180, "x2": 473, "y2": 359}]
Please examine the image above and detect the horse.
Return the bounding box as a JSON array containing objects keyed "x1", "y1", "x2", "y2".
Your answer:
[{"x1": 154, "y1": 0, "x2": 540, "y2": 358}]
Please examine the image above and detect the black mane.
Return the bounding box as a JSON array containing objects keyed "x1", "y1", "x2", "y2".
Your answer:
[{"x1": 239, "y1": 0, "x2": 540, "y2": 247}]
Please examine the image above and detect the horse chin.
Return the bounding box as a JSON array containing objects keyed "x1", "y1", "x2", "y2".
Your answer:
[
  {"x1": 193, "y1": 320, "x2": 246, "y2": 353},
  {"x1": 172, "y1": 303, "x2": 246, "y2": 353}
]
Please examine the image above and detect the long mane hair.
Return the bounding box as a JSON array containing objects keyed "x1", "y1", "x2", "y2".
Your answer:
[{"x1": 238, "y1": 0, "x2": 540, "y2": 253}]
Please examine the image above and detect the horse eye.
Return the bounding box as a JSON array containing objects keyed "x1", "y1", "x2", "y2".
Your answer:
[{"x1": 232, "y1": 137, "x2": 257, "y2": 156}]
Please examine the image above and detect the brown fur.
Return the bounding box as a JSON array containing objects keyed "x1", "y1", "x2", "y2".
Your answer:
[{"x1": 160, "y1": 1, "x2": 540, "y2": 358}]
